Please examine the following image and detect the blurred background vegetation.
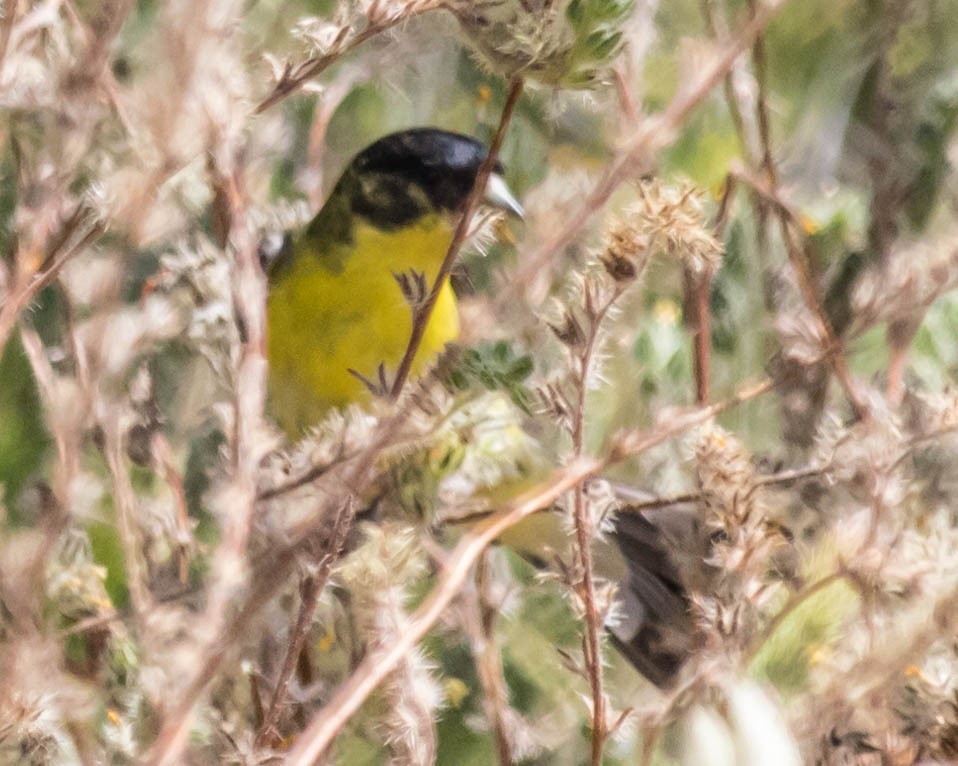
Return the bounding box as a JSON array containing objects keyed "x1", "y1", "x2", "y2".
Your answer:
[{"x1": 3, "y1": 0, "x2": 958, "y2": 764}]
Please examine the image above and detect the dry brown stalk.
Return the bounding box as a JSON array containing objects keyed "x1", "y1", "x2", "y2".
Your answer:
[
  {"x1": 389, "y1": 76, "x2": 525, "y2": 399},
  {"x1": 256, "y1": 497, "x2": 357, "y2": 747},
  {"x1": 569, "y1": 282, "x2": 626, "y2": 765},
  {"x1": 0, "y1": 212, "x2": 104, "y2": 363},
  {"x1": 470, "y1": 553, "x2": 513, "y2": 766},
  {"x1": 254, "y1": 0, "x2": 443, "y2": 113}
]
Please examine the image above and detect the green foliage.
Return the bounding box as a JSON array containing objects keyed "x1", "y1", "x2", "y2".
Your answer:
[
  {"x1": 750, "y1": 575, "x2": 859, "y2": 692},
  {"x1": 564, "y1": 0, "x2": 635, "y2": 87},
  {"x1": 0, "y1": 336, "x2": 48, "y2": 506},
  {"x1": 440, "y1": 340, "x2": 535, "y2": 413}
]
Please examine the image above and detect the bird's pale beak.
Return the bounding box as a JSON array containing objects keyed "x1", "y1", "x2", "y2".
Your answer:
[{"x1": 485, "y1": 173, "x2": 524, "y2": 218}]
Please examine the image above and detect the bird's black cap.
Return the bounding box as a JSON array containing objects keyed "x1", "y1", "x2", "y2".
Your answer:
[{"x1": 348, "y1": 128, "x2": 503, "y2": 227}]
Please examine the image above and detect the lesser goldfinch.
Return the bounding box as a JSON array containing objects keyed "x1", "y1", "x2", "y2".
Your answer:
[
  {"x1": 265, "y1": 127, "x2": 522, "y2": 435},
  {"x1": 264, "y1": 127, "x2": 702, "y2": 688}
]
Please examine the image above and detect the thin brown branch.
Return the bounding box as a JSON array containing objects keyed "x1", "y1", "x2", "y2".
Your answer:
[
  {"x1": 471, "y1": 553, "x2": 512, "y2": 766},
  {"x1": 389, "y1": 76, "x2": 524, "y2": 399},
  {"x1": 570, "y1": 283, "x2": 623, "y2": 764},
  {"x1": 746, "y1": 0, "x2": 775, "y2": 186},
  {"x1": 256, "y1": 450, "x2": 349, "y2": 502},
  {"x1": 619, "y1": 462, "x2": 831, "y2": 513},
  {"x1": 0, "y1": 214, "x2": 104, "y2": 362},
  {"x1": 150, "y1": 431, "x2": 191, "y2": 584},
  {"x1": 729, "y1": 164, "x2": 869, "y2": 419},
  {"x1": 689, "y1": 267, "x2": 712, "y2": 404},
  {"x1": 256, "y1": 499, "x2": 356, "y2": 747},
  {"x1": 254, "y1": 1, "x2": 442, "y2": 114},
  {"x1": 59, "y1": 610, "x2": 121, "y2": 638},
  {"x1": 744, "y1": 0, "x2": 868, "y2": 421}
]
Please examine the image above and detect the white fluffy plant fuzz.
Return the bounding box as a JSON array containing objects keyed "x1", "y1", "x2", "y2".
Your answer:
[
  {"x1": 336, "y1": 525, "x2": 443, "y2": 764},
  {"x1": 851, "y1": 228, "x2": 958, "y2": 333},
  {"x1": 631, "y1": 181, "x2": 724, "y2": 276},
  {"x1": 693, "y1": 425, "x2": 781, "y2": 654}
]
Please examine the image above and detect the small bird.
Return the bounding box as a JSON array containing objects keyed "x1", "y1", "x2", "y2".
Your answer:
[
  {"x1": 265, "y1": 127, "x2": 701, "y2": 688},
  {"x1": 265, "y1": 127, "x2": 523, "y2": 436}
]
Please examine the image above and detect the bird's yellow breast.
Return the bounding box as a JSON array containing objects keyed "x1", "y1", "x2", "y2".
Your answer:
[{"x1": 267, "y1": 214, "x2": 460, "y2": 435}]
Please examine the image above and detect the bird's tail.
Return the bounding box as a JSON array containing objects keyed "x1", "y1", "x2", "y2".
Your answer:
[{"x1": 607, "y1": 506, "x2": 707, "y2": 688}]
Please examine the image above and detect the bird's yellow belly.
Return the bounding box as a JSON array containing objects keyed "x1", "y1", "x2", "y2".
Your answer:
[{"x1": 267, "y1": 216, "x2": 460, "y2": 435}]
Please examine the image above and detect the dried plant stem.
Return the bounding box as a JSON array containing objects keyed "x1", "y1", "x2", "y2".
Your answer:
[
  {"x1": 255, "y1": 498, "x2": 357, "y2": 747},
  {"x1": 16, "y1": 326, "x2": 81, "y2": 619},
  {"x1": 619, "y1": 462, "x2": 831, "y2": 513},
  {"x1": 255, "y1": 575, "x2": 321, "y2": 746},
  {"x1": 507, "y1": 0, "x2": 788, "y2": 301},
  {"x1": 572, "y1": 285, "x2": 623, "y2": 764},
  {"x1": 255, "y1": 1, "x2": 442, "y2": 113},
  {"x1": 0, "y1": 214, "x2": 104, "y2": 362},
  {"x1": 150, "y1": 432, "x2": 191, "y2": 583},
  {"x1": 726, "y1": 167, "x2": 867, "y2": 417},
  {"x1": 472, "y1": 553, "x2": 512, "y2": 766},
  {"x1": 746, "y1": 0, "x2": 775, "y2": 184},
  {"x1": 0, "y1": 0, "x2": 20, "y2": 68},
  {"x1": 752, "y1": 0, "x2": 868, "y2": 420},
  {"x1": 638, "y1": 674, "x2": 702, "y2": 766},
  {"x1": 688, "y1": 267, "x2": 712, "y2": 404},
  {"x1": 389, "y1": 76, "x2": 524, "y2": 399}
]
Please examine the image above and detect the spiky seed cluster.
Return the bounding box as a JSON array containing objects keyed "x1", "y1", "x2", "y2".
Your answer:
[
  {"x1": 693, "y1": 425, "x2": 780, "y2": 646},
  {"x1": 451, "y1": 0, "x2": 634, "y2": 87},
  {"x1": 632, "y1": 181, "x2": 723, "y2": 275}
]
